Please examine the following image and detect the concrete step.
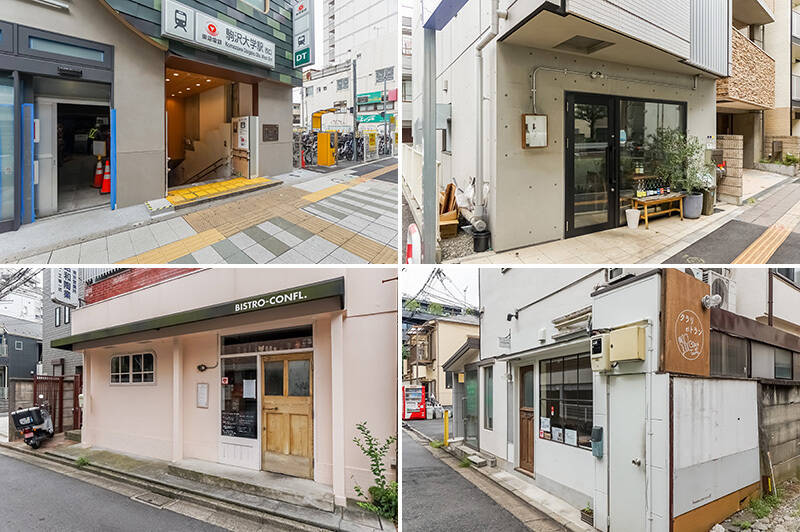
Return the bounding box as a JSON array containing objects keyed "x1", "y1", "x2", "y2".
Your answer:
[
  {"x1": 451, "y1": 444, "x2": 497, "y2": 468},
  {"x1": 467, "y1": 455, "x2": 487, "y2": 468},
  {"x1": 64, "y1": 430, "x2": 81, "y2": 442},
  {"x1": 168, "y1": 458, "x2": 335, "y2": 513}
]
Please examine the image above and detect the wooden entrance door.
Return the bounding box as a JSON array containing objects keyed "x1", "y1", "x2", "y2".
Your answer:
[
  {"x1": 519, "y1": 365, "x2": 535, "y2": 474},
  {"x1": 262, "y1": 352, "x2": 313, "y2": 479}
]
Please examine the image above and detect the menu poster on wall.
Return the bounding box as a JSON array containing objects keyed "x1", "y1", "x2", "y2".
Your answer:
[
  {"x1": 565, "y1": 429, "x2": 578, "y2": 446},
  {"x1": 552, "y1": 427, "x2": 563, "y2": 443},
  {"x1": 243, "y1": 379, "x2": 256, "y2": 399},
  {"x1": 196, "y1": 383, "x2": 209, "y2": 409},
  {"x1": 221, "y1": 410, "x2": 257, "y2": 439}
]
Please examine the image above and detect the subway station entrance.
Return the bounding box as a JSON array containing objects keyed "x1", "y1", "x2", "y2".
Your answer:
[{"x1": 164, "y1": 57, "x2": 273, "y2": 207}]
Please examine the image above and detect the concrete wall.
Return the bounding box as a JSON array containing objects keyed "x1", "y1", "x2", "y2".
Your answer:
[
  {"x1": 257, "y1": 81, "x2": 294, "y2": 178},
  {"x1": 5, "y1": 0, "x2": 166, "y2": 208},
  {"x1": 6, "y1": 379, "x2": 33, "y2": 439},
  {"x1": 764, "y1": 0, "x2": 792, "y2": 137},
  {"x1": 492, "y1": 44, "x2": 718, "y2": 250},
  {"x1": 759, "y1": 381, "x2": 800, "y2": 483},
  {"x1": 433, "y1": 321, "x2": 479, "y2": 407}
]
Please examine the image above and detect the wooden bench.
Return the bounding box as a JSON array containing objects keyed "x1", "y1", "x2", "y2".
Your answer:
[{"x1": 630, "y1": 192, "x2": 686, "y2": 229}]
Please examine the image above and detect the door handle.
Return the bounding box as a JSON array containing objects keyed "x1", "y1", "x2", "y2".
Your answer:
[
  {"x1": 264, "y1": 407, "x2": 278, "y2": 411},
  {"x1": 632, "y1": 458, "x2": 642, "y2": 467}
]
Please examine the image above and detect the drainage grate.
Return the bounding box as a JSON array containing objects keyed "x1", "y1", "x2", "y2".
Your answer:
[{"x1": 132, "y1": 491, "x2": 175, "y2": 509}]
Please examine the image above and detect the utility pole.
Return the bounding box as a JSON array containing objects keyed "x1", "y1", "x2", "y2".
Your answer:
[
  {"x1": 382, "y1": 73, "x2": 388, "y2": 154},
  {"x1": 352, "y1": 59, "x2": 358, "y2": 161},
  {"x1": 422, "y1": 27, "x2": 436, "y2": 263}
]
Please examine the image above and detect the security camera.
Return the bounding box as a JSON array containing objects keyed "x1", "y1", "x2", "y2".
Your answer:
[{"x1": 701, "y1": 293, "x2": 723, "y2": 309}]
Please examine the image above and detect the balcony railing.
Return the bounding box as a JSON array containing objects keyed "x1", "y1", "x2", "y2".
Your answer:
[
  {"x1": 793, "y1": 75, "x2": 800, "y2": 101},
  {"x1": 408, "y1": 343, "x2": 432, "y2": 364}
]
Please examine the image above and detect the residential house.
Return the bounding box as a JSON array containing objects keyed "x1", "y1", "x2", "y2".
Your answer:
[{"x1": 0, "y1": 315, "x2": 42, "y2": 411}]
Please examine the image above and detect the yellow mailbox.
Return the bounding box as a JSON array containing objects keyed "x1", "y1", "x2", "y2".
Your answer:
[{"x1": 317, "y1": 131, "x2": 338, "y2": 167}]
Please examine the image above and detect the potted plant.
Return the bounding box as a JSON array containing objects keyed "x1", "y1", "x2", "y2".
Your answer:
[
  {"x1": 648, "y1": 128, "x2": 714, "y2": 219},
  {"x1": 581, "y1": 503, "x2": 594, "y2": 526}
]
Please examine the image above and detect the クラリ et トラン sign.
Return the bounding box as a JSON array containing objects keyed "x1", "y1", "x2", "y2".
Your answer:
[{"x1": 162, "y1": 0, "x2": 275, "y2": 69}]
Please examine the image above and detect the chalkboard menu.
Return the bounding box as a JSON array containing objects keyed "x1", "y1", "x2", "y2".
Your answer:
[
  {"x1": 221, "y1": 409, "x2": 257, "y2": 439},
  {"x1": 221, "y1": 356, "x2": 258, "y2": 439}
]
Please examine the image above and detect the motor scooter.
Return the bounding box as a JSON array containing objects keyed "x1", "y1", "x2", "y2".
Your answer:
[{"x1": 10, "y1": 395, "x2": 54, "y2": 449}]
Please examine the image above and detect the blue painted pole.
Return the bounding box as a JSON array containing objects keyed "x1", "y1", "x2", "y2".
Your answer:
[
  {"x1": 110, "y1": 108, "x2": 116, "y2": 211},
  {"x1": 27, "y1": 103, "x2": 34, "y2": 223}
]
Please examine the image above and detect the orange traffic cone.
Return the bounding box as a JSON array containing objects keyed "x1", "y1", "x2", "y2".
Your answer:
[
  {"x1": 92, "y1": 158, "x2": 103, "y2": 188},
  {"x1": 100, "y1": 160, "x2": 111, "y2": 194}
]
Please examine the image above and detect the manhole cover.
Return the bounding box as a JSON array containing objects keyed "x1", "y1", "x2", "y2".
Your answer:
[{"x1": 132, "y1": 491, "x2": 174, "y2": 508}]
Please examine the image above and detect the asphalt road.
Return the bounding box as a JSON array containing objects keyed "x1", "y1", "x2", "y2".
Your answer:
[
  {"x1": 401, "y1": 431, "x2": 528, "y2": 532},
  {"x1": 405, "y1": 417, "x2": 452, "y2": 442},
  {"x1": 0, "y1": 454, "x2": 225, "y2": 532}
]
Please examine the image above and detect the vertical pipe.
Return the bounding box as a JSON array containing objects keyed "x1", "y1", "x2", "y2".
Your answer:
[
  {"x1": 422, "y1": 27, "x2": 437, "y2": 263},
  {"x1": 27, "y1": 104, "x2": 34, "y2": 223},
  {"x1": 352, "y1": 60, "x2": 358, "y2": 161}
]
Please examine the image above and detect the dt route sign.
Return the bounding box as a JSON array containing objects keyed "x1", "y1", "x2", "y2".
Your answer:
[{"x1": 293, "y1": 0, "x2": 315, "y2": 69}]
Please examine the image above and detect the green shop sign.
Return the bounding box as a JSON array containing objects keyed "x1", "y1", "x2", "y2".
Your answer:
[
  {"x1": 358, "y1": 113, "x2": 394, "y2": 123},
  {"x1": 356, "y1": 91, "x2": 385, "y2": 104},
  {"x1": 52, "y1": 277, "x2": 345, "y2": 350}
]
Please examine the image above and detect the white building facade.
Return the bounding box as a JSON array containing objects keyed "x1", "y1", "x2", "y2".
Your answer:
[
  {"x1": 454, "y1": 267, "x2": 800, "y2": 531},
  {"x1": 300, "y1": 0, "x2": 398, "y2": 132},
  {"x1": 410, "y1": 0, "x2": 731, "y2": 252}
]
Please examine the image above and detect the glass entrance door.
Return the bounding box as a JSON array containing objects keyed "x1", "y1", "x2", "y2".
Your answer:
[
  {"x1": 464, "y1": 368, "x2": 479, "y2": 450},
  {"x1": 0, "y1": 72, "x2": 14, "y2": 230},
  {"x1": 566, "y1": 93, "x2": 614, "y2": 237}
]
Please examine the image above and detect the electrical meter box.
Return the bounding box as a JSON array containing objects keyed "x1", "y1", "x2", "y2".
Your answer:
[
  {"x1": 609, "y1": 325, "x2": 647, "y2": 362},
  {"x1": 590, "y1": 334, "x2": 610, "y2": 372},
  {"x1": 317, "y1": 131, "x2": 338, "y2": 166}
]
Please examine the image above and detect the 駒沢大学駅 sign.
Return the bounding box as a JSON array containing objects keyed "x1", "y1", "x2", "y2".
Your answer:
[
  {"x1": 162, "y1": 0, "x2": 275, "y2": 69},
  {"x1": 51, "y1": 278, "x2": 344, "y2": 350}
]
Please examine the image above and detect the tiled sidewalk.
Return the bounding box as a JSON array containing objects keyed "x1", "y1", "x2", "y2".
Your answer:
[{"x1": 20, "y1": 159, "x2": 398, "y2": 264}]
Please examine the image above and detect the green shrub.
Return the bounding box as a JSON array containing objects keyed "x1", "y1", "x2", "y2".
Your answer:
[
  {"x1": 352, "y1": 422, "x2": 397, "y2": 521},
  {"x1": 429, "y1": 440, "x2": 444, "y2": 449},
  {"x1": 75, "y1": 456, "x2": 90, "y2": 468},
  {"x1": 735, "y1": 520, "x2": 752, "y2": 530},
  {"x1": 459, "y1": 457, "x2": 471, "y2": 468},
  {"x1": 750, "y1": 498, "x2": 772, "y2": 519},
  {"x1": 783, "y1": 154, "x2": 800, "y2": 166}
]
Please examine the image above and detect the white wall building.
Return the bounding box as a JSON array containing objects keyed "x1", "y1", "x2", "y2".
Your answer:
[
  {"x1": 447, "y1": 267, "x2": 800, "y2": 531},
  {"x1": 300, "y1": 0, "x2": 398, "y2": 132},
  {"x1": 0, "y1": 272, "x2": 42, "y2": 323},
  {"x1": 410, "y1": 0, "x2": 730, "y2": 252}
]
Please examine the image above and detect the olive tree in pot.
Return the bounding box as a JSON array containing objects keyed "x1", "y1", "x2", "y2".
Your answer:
[{"x1": 648, "y1": 128, "x2": 714, "y2": 219}]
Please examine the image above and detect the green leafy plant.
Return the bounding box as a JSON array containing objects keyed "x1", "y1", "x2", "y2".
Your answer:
[
  {"x1": 734, "y1": 520, "x2": 752, "y2": 530},
  {"x1": 75, "y1": 456, "x2": 90, "y2": 468},
  {"x1": 582, "y1": 503, "x2": 593, "y2": 514},
  {"x1": 646, "y1": 128, "x2": 713, "y2": 194},
  {"x1": 352, "y1": 422, "x2": 397, "y2": 521},
  {"x1": 748, "y1": 491, "x2": 782, "y2": 520},
  {"x1": 404, "y1": 299, "x2": 420, "y2": 312},
  {"x1": 784, "y1": 154, "x2": 800, "y2": 166},
  {"x1": 427, "y1": 302, "x2": 443, "y2": 316},
  {"x1": 459, "y1": 457, "x2": 472, "y2": 468},
  {"x1": 429, "y1": 440, "x2": 444, "y2": 449}
]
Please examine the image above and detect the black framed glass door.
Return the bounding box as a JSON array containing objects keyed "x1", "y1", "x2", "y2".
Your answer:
[
  {"x1": 565, "y1": 93, "x2": 616, "y2": 237},
  {"x1": 464, "y1": 368, "x2": 479, "y2": 450},
  {"x1": 565, "y1": 92, "x2": 687, "y2": 238}
]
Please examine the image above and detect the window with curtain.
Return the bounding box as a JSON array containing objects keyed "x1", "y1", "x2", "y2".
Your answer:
[
  {"x1": 775, "y1": 348, "x2": 793, "y2": 380},
  {"x1": 540, "y1": 353, "x2": 593, "y2": 449},
  {"x1": 484, "y1": 366, "x2": 493, "y2": 430},
  {"x1": 710, "y1": 331, "x2": 749, "y2": 378}
]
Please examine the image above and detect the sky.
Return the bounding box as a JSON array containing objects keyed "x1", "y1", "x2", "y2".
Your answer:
[{"x1": 400, "y1": 266, "x2": 479, "y2": 307}]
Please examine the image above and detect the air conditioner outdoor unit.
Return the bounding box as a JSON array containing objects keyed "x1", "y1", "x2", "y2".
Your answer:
[{"x1": 703, "y1": 270, "x2": 736, "y2": 312}]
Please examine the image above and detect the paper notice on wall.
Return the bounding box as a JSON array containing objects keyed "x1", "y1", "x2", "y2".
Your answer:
[
  {"x1": 540, "y1": 417, "x2": 551, "y2": 432},
  {"x1": 243, "y1": 379, "x2": 256, "y2": 399},
  {"x1": 565, "y1": 429, "x2": 577, "y2": 446}
]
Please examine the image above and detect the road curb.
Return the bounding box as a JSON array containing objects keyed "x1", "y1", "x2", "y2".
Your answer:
[{"x1": 403, "y1": 428, "x2": 593, "y2": 532}]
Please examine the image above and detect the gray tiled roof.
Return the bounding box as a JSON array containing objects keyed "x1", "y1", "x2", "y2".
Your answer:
[{"x1": 0, "y1": 315, "x2": 42, "y2": 340}]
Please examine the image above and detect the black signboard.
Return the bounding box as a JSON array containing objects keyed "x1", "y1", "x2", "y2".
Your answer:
[
  {"x1": 262, "y1": 124, "x2": 279, "y2": 142},
  {"x1": 221, "y1": 410, "x2": 257, "y2": 438}
]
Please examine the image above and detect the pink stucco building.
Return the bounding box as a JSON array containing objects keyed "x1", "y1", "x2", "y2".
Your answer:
[{"x1": 53, "y1": 267, "x2": 398, "y2": 507}]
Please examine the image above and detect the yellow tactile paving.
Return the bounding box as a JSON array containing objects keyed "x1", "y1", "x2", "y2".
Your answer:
[
  {"x1": 300, "y1": 163, "x2": 398, "y2": 202},
  {"x1": 341, "y1": 233, "x2": 386, "y2": 261},
  {"x1": 117, "y1": 229, "x2": 226, "y2": 264},
  {"x1": 733, "y1": 199, "x2": 800, "y2": 264},
  {"x1": 167, "y1": 177, "x2": 275, "y2": 206},
  {"x1": 317, "y1": 224, "x2": 354, "y2": 246},
  {"x1": 373, "y1": 246, "x2": 399, "y2": 264}
]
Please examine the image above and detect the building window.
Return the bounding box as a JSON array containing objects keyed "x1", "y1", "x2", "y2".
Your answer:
[
  {"x1": 484, "y1": 366, "x2": 493, "y2": 430},
  {"x1": 111, "y1": 353, "x2": 155, "y2": 384},
  {"x1": 540, "y1": 353, "x2": 593, "y2": 449},
  {"x1": 29, "y1": 36, "x2": 104, "y2": 62},
  {"x1": 776, "y1": 268, "x2": 800, "y2": 286},
  {"x1": 240, "y1": 0, "x2": 267, "y2": 11},
  {"x1": 14, "y1": 340, "x2": 22, "y2": 351},
  {"x1": 402, "y1": 79, "x2": 412, "y2": 102},
  {"x1": 775, "y1": 348, "x2": 793, "y2": 380},
  {"x1": 749, "y1": 24, "x2": 764, "y2": 49},
  {"x1": 64, "y1": 306, "x2": 70, "y2": 324},
  {"x1": 221, "y1": 356, "x2": 258, "y2": 439},
  {"x1": 305, "y1": 86, "x2": 313, "y2": 97},
  {"x1": 710, "y1": 331, "x2": 749, "y2": 378},
  {"x1": 337, "y1": 77, "x2": 349, "y2": 91},
  {"x1": 445, "y1": 371, "x2": 453, "y2": 389},
  {"x1": 54, "y1": 307, "x2": 61, "y2": 327}
]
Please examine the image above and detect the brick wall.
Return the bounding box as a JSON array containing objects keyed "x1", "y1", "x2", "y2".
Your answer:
[
  {"x1": 764, "y1": 135, "x2": 800, "y2": 158},
  {"x1": 716, "y1": 28, "x2": 775, "y2": 109},
  {"x1": 84, "y1": 268, "x2": 199, "y2": 305},
  {"x1": 718, "y1": 135, "x2": 744, "y2": 204}
]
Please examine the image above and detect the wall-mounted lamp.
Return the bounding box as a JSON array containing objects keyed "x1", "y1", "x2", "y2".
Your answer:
[
  {"x1": 197, "y1": 361, "x2": 219, "y2": 372},
  {"x1": 701, "y1": 294, "x2": 723, "y2": 310},
  {"x1": 506, "y1": 310, "x2": 519, "y2": 322}
]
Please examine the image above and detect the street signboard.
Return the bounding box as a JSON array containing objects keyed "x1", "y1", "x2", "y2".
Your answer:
[
  {"x1": 51, "y1": 268, "x2": 79, "y2": 308},
  {"x1": 162, "y1": 0, "x2": 275, "y2": 69},
  {"x1": 293, "y1": 0, "x2": 315, "y2": 69}
]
